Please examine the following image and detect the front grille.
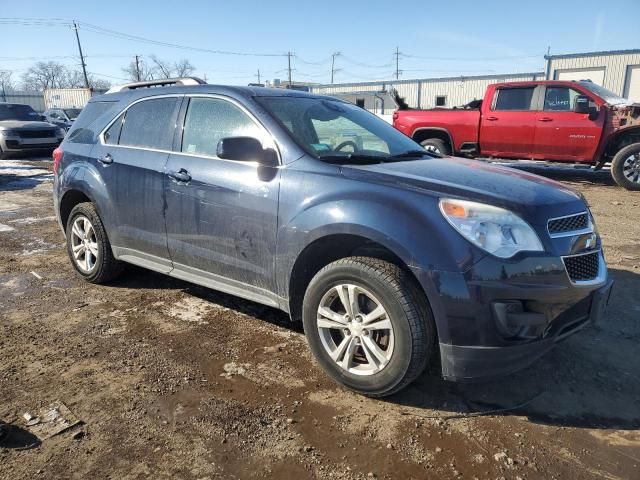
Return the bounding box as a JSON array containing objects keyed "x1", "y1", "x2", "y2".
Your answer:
[
  {"x1": 18, "y1": 129, "x2": 56, "y2": 139},
  {"x1": 563, "y1": 251, "x2": 600, "y2": 282},
  {"x1": 548, "y1": 212, "x2": 589, "y2": 236}
]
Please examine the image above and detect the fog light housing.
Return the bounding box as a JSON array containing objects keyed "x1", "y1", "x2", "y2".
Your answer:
[{"x1": 492, "y1": 301, "x2": 548, "y2": 339}]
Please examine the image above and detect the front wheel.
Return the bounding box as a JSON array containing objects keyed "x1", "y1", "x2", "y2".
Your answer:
[
  {"x1": 420, "y1": 138, "x2": 451, "y2": 156},
  {"x1": 611, "y1": 143, "x2": 640, "y2": 191},
  {"x1": 302, "y1": 257, "x2": 435, "y2": 397}
]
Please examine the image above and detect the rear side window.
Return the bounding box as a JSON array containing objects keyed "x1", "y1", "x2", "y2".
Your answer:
[
  {"x1": 181, "y1": 97, "x2": 262, "y2": 157},
  {"x1": 104, "y1": 113, "x2": 124, "y2": 145},
  {"x1": 67, "y1": 101, "x2": 117, "y2": 144},
  {"x1": 118, "y1": 97, "x2": 179, "y2": 150},
  {"x1": 494, "y1": 87, "x2": 535, "y2": 111}
]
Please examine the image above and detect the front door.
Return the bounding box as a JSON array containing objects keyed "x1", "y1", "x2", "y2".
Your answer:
[
  {"x1": 532, "y1": 85, "x2": 603, "y2": 161},
  {"x1": 479, "y1": 85, "x2": 539, "y2": 159},
  {"x1": 92, "y1": 96, "x2": 181, "y2": 269},
  {"x1": 164, "y1": 96, "x2": 281, "y2": 294}
]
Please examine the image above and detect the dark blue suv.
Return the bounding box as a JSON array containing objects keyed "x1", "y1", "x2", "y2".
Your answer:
[{"x1": 52, "y1": 78, "x2": 613, "y2": 397}]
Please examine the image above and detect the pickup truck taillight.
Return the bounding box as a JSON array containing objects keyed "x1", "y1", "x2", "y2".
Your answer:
[
  {"x1": 392, "y1": 111, "x2": 399, "y2": 123},
  {"x1": 52, "y1": 147, "x2": 63, "y2": 175}
]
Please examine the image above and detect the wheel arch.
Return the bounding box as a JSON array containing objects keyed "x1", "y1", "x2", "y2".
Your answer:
[
  {"x1": 411, "y1": 127, "x2": 454, "y2": 151},
  {"x1": 603, "y1": 126, "x2": 640, "y2": 158}
]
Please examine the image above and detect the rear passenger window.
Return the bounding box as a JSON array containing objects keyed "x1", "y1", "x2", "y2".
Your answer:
[
  {"x1": 494, "y1": 87, "x2": 535, "y2": 111},
  {"x1": 119, "y1": 97, "x2": 179, "y2": 150},
  {"x1": 103, "y1": 113, "x2": 124, "y2": 145},
  {"x1": 181, "y1": 97, "x2": 262, "y2": 157}
]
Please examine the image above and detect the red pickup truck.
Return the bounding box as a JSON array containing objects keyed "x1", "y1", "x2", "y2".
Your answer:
[{"x1": 393, "y1": 80, "x2": 640, "y2": 190}]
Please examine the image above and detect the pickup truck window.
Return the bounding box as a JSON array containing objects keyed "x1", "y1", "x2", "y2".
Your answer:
[
  {"x1": 544, "y1": 87, "x2": 580, "y2": 111},
  {"x1": 493, "y1": 87, "x2": 535, "y2": 111}
]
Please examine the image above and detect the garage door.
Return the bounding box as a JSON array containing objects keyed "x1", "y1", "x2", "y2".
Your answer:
[
  {"x1": 555, "y1": 68, "x2": 605, "y2": 86},
  {"x1": 624, "y1": 65, "x2": 640, "y2": 102}
]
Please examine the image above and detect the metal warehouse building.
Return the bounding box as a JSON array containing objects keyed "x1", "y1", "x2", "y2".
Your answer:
[{"x1": 310, "y1": 49, "x2": 640, "y2": 111}]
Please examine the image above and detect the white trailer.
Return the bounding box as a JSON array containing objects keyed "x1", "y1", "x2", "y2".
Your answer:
[{"x1": 44, "y1": 88, "x2": 93, "y2": 109}]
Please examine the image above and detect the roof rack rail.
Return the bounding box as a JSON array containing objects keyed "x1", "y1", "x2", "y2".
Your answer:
[{"x1": 105, "y1": 77, "x2": 207, "y2": 94}]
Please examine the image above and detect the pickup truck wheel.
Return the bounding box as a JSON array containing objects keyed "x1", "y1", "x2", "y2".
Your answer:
[
  {"x1": 420, "y1": 138, "x2": 450, "y2": 156},
  {"x1": 302, "y1": 257, "x2": 434, "y2": 397},
  {"x1": 66, "y1": 202, "x2": 124, "y2": 283},
  {"x1": 611, "y1": 143, "x2": 640, "y2": 191}
]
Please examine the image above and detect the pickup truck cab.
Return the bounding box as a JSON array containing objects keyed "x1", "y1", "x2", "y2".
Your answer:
[{"x1": 393, "y1": 80, "x2": 640, "y2": 190}]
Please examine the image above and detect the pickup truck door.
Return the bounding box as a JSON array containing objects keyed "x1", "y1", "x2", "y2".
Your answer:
[
  {"x1": 163, "y1": 95, "x2": 281, "y2": 300},
  {"x1": 479, "y1": 86, "x2": 539, "y2": 159},
  {"x1": 532, "y1": 85, "x2": 603, "y2": 161}
]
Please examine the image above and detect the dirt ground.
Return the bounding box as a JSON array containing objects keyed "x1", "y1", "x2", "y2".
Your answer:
[{"x1": 0, "y1": 157, "x2": 639, "y2": 480}]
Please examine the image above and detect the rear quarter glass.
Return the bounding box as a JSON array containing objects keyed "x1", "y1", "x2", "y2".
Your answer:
[{"x1": 66, "y1": 101, "x2": 120, "y2": 144}]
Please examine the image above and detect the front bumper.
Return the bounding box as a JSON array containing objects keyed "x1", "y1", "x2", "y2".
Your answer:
[
  {"x1": 439, "y1": 279, "x2": 613, "y2": 381},
  {"x1": 0, "y1": 136, "x2": 62, "y2": 153},
  {"x1": 412, "y1": 249, "x2": 613, "y2": 382}
]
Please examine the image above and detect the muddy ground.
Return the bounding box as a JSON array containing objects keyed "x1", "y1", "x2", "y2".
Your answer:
[{"x1": 0, "y1": 158, "x2": 639, "y2": 480}]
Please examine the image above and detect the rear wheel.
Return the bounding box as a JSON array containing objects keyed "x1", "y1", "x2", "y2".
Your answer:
[
  {"x1": 302, "y1": 257, "x2": 434, "y2": 397},
  {"x1": 66, "y1": 202, "x2": 123, "y2": 283},
  {"x1": 611, "y1": 143, "x2": 640, "y2": 191},
  {"x1": 420, "y1": 138, "x2": 451, "y2": 156}
]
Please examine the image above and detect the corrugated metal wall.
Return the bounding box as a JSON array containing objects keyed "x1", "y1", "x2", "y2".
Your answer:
[
  {"x1": 311, "y1": 72, "x2": 544, "y2": 112},
  {"x1": 1, "y1": 91, "x2": 46, "y2": 112},
  {"x1": 547, "y1": 50, "x2": 640, "y2": 97}
]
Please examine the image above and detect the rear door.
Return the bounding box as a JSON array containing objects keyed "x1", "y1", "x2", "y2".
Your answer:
[
  {"x1": 164, "y1": 95, "x2": 281, "y2": 296},
  {"x1": 91, "y1": 95, "x2": 181, "y2": 270},
  {"x1": 532, "y1": 85, "x2": 603, "y2": 161},
  {"x1": 479, "y1": 86, "x2": 539, "y2": 159}
]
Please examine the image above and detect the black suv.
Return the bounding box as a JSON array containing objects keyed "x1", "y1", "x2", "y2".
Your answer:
[{"x1": 52, "y1": 78, "x2": 613, "y2": 397}]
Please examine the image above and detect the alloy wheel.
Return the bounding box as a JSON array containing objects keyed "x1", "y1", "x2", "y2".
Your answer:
[
  {"x1": 622, "y1": 152, "x2": 640, "y2": 183},
  {"x1": 316, "y1": 284, "x2": 394, "y2": 376},
  {"x1": 70, "y1": 215, "x2": 99, "y2": 273}
]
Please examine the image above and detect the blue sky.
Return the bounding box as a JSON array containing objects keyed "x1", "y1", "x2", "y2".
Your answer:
[{"x1": 1, "y1": 0, "x2": 639, "y2": 86}]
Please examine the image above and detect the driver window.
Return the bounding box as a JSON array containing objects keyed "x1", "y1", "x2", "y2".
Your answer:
[
  {"x1": 544, "y1": 87, "x2": 581, "y2": 111},
  {"x1": 310, "y1": 116, "x2": 390, "y2": 154}
]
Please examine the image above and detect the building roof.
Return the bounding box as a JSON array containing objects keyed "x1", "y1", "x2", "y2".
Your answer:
[{"x1": 545, "y1": 48, "x2": 640, "y2": 60}]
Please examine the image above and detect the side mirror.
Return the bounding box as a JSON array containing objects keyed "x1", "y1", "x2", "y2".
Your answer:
[
  {"x1": 217, "y1": 136, "x2": 278, "y2": 167},
  {"x1": 575, "y1": 95, "x2": 599, "y2": 120}
]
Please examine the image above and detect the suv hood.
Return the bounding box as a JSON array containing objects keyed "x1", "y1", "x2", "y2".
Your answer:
[
  {"x1": 0, "y1": 120, "x2": 57, "y2": 129},
  {"x1": 341, "y1": 156, "x2": 586, "y2": 225}
]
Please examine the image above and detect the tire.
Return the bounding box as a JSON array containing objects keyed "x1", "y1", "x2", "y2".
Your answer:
[
  {"x1": 302, "y1": 257, "x2": 435, "y2": 397},
  {"x1": 611, "y1": 143, "x2": 640, "y2": 191},
  {"x1": 420, "y1": 138, "x2": 451, "y2": 156},
  {"x1": 66, "y1": 202, "x2": 123, "y2": 283}
]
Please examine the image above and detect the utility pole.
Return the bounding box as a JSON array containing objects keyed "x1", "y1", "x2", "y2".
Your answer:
[
  {"x1": 330, "y1": 52, "x2": 341, "y2": 84},
  {"x1": 134, "y1": 55, "x2": 141, "y2": 81},
  {"x1": 73, "y1": 20, "x2": 90, "y2": 88},
  {"x1": 394, "y1": 46, "x2": 401, "y2": 80},
  {"x1": 256, "y1": 68, "x2": 261, "y2": 84},
  {"x1": 287, "y1": 51, "x2": 292, "y2": 86}
]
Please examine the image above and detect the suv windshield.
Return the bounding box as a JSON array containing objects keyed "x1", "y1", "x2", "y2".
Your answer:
[
  {"x1": 64, "y1": 108, "x2": 82, "y2": 120},
  {"x1": 579, "y1": 81, "x2": 628, "y2": 105},
  {"x1": 0, "y1": 104, "x2": 41, "y2": 121},
  {"x1": 257, "y1": 96, "x2": 431, "y2": 163}
]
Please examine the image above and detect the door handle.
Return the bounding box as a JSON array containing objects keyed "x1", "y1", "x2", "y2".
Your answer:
[
  {"x1": 485, "y1": 116, "x2": 498, "y2": 121},
  {"x1": 168, "y1": 168, "x2": 191, "y2": 183},
  {"x1": 538, "y1": 117, "x2": 553, "y2": 122},
  {"x1": 98, "y1": 153, "x2": 113, "y2": 165}
]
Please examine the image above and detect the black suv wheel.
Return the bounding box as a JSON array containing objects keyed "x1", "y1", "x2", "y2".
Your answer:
[
  {"x1": 302, "y1": 257, "x2": 435, "y2": 397},
  {"x1": 66, "y1": 202, "x2": 123, "y2": 283}
]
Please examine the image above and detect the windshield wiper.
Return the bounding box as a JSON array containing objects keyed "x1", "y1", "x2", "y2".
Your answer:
[
  {"x1": 389, "y1": 149, "x2": 439, "y2": 159},
  {"x1": 320, "y1": 153, "x2": 388, "y2": 164}
]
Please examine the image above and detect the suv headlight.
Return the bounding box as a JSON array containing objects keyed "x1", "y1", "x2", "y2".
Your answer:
[
  {"x1": 0, "y1": 129, "x2": 19, "y2": 137},
  {"x1": 439, "y1": 198, "x2": 543, "y2": 258}
]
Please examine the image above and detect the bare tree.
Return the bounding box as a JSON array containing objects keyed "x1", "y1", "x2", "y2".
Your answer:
[
  {"x1": 174, "y1": 59, "x2": 195, "y2": 77},
  {"x1": 21, "y1": 61, "x2": 69, "y2": 90},
  {"x1": 89, "y1": 77, "x2": 112, "y2": 90},
  {"x1": 121, "y1": 58, "x2": 155, "y2": 82},
  {"x1": 0, "y1": 70, "x2": 14, "y2": 94},
  {"x1": 150, "y1": 55, "x2": 173, "y2": 79}
]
